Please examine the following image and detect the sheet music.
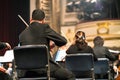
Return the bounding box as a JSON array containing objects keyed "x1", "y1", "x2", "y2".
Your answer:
[
  {"x1": 0, "y1": 50, "x2": 14, "y2": 63},
  {"x1": 55, "y1": 50, "x2": 67, "y2": 62}
]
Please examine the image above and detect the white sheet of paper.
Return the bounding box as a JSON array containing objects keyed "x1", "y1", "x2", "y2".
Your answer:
[{"x1": 0, "y1": 50, "x2": 14, "y2": 63}]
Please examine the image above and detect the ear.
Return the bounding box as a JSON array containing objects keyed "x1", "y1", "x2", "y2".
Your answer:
[{"x1": 41, "y1": 19, "x2": 45, "y2": 24}]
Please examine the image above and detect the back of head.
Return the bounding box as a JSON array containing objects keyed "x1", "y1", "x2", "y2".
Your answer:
[
  {"x1": 93, "y1": 36, "x2": 104, "y2": 46},
  {"x1": 75, "y1": 31, "x2": 87, "y2": 49},
  {"x1": 75, "y1": 31, "x2": 86, "y2": 42},
  {"x1": 32, "y1": 9, "x2": 45, "y2": 21}
]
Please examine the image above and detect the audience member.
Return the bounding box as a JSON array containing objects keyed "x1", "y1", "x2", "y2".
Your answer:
[
  {"x1": 18, "y1": 9, "x2": 75, "y2": 80},
  {"x1": 93, "y1": 36, "x2": 115, "y2": 61},
  {"x1": 66, "y1": 31, "x2": 97, "y2": 61}
]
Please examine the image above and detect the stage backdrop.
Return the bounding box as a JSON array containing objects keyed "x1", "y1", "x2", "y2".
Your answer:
[
  {"x1": 0, "y1": 0, "x2": 30, "y2": 55},
  {"x1": 60, "y1": 0, "x2": 120, "y2": 50}
]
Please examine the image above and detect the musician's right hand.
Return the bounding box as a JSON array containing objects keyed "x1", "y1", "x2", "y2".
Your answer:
[
  {"x1": 113, "y1": 66, "x2": 118, "y2": 72},
  {"x1": 0, "y1": 66, "x2": 6, "y2": 73}
]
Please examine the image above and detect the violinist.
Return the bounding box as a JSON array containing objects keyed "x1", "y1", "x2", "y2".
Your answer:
[
  {"x1": 18, "y1": 9, "x2": 75, "y2": 80},
  {"x1": 113, "y1": 53, "x2": 120, "y2": 80}
]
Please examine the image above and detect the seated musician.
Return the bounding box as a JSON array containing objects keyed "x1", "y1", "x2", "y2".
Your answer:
[
  {"x1": 0, "y1": 41, "x2": 13, "y2": 80},
  {"x1": 113, "y1": 53, "x2": 120, "y2": 80}
]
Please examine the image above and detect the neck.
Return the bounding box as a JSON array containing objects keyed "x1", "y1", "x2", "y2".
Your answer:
[{"x1": 30, "y1": 19, "x2": 44, "y2": 24}]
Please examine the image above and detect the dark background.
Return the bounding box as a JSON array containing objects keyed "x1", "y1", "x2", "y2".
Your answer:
[
  {"x1": 0, "y1": 0, "x2": 30, "y2": 55},
  {"x1": 66, "y1": 0, "x2": 120, "y2": 21}
]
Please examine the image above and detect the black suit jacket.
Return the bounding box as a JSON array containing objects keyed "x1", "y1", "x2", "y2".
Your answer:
[
  {"x1": 66, "y1": 44, "x2": 98, "y2": 61},
  {"x1": 19, "y1": 22, "x2": 67, "y2": 60}
]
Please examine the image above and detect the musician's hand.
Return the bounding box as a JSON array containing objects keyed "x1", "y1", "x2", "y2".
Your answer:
[
  {"x1": 0, "y1": 66, "x2": 6, "y2": 73},
  {"x1": 50, "y1": 41, "x2": 55, "y2": 50},
  {"x1": 113, "y1": 66, "x2": 118, "y2": 72},
  {"x1": 5, "y1": 43, "x2": 11, "y2": 50}
]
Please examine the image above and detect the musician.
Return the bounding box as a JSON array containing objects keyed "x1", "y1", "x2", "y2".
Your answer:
[
  {"x1": 66, "y1": 31, "x2": 97, "y2": 78},
  {"x1": 93, "y1": 36, "x2": 115, "y2": 79},
  {"x1": 66, "y1": 31, "x2": 97, "y2": 61},
  {"x1": 113, "y1": 53, "x2": 120, "y2": 80},
  {"x1": 93, "y1": 36, "x2": 115, "y2": 61},
  {"x1": 0, "y1": 42, "x2": 13, "y2": 80},
  {"x1": 113, "y1": 53, "x2": 120, "y2": 72},
  {"x1": 19, "y1": 9, "x2": 75, "y2": 80}
]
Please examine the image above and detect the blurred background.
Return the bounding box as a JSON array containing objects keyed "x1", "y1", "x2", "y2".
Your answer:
[{"x1": 0, "y1": 0, "x2": 120, "y2": 55}]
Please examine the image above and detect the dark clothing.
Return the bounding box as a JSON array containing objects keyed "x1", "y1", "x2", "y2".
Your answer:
[
  {"x1": 66, "y1": 44, "x2": 93, "y2": 53},
  {"x1": 93, "y1": 46, "x2": 115, "y2": 61},
  {"x1": 19, "y1": 22, "x2": 66, "y2": 49},
  {"x1": 0, "y1": 42, "x2": 7, "y2": 50},
  {"x1": 0, "y1": 71, "x2": 13, "y2": 80},
  {"x1": 66, "y1": 44, "x2": 97, "y2": 61},
  {"x1": 93, "y1": 46, "x2": 115, "y2": 79},
  {"x1": 66, "y1": 44, "x2": 97, "y2": 78},
  {"x1": 19, "y1": 22, "x2": 75, "y2": 80}
]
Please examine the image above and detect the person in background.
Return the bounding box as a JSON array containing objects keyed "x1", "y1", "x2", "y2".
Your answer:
[
  {"x1": 19, "y1": 9, "x2": 75, "y2": 80},
  {"x1": 93, "y1": 36, "x2": 115, "y2": 79},
  {"x1": 93, "y1": 36, "x2": 115, "y2": 61},
  {"x1": 66, "y1": 30, "x2": 97, "y2": 61},
  {"x1": 0, "y1": 42, "x2": 13, "y2": 80},
  {"x1": 66, "y1": 30, "x2": 97, "y2": 78},
  {"x1": 113, "y1": 53, "x2": 120, "y2": 80}
]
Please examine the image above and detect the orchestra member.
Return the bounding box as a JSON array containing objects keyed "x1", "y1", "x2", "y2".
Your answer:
[
  {"x1": 18, "y1": 9, "x2": 75, "y2": 80},
  {"x1": 0, "y1": 42, "x2": 13, "y2": 80}
]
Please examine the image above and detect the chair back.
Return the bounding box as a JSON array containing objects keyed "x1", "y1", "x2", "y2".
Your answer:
[
  {"x1": 65, "y1": 53, "x2": 94, "y2": 71},
  {"x1": 13, "y1": 45, "x2": 56, "y2": 80},
  {"x1": 65, "y1": 53, "x2": 95, "y2": 79},
  {"x1": 94, "y1": 58, "x2": 110, "y2": 79},
  {"x1": 94, "y1": 58, "x2": 109, "y2": 74},
  {"x1": 13, "y1": 45, "x2": 49, "y2": 70}
]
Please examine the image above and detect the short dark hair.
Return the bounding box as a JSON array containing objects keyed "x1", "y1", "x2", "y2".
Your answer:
[
  {"x1": 32, "y1": 9, "x2": 45, "y2": 20},
  {"x1": 93, "y1": 36, "x2": 104, "y2": 46}
]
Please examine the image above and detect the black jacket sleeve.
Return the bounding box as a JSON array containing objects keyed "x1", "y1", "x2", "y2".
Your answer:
[
  {"x1": 45, "y1": 25, "x2": 67, "y2": 47},
  {"x1": 105, "y1": 47, "x2": 116, "y2": 61}
]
